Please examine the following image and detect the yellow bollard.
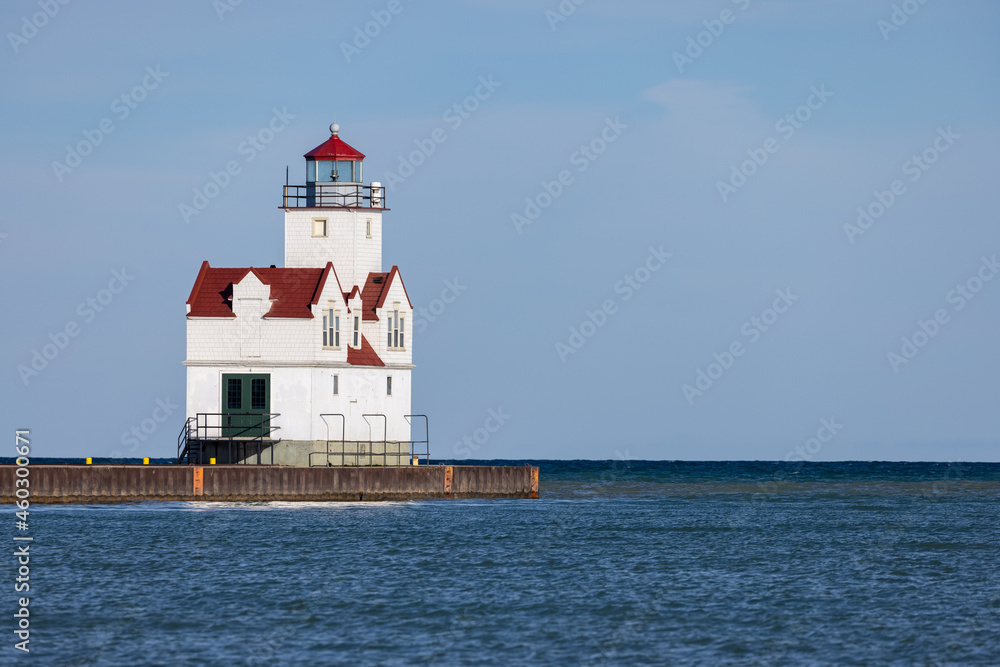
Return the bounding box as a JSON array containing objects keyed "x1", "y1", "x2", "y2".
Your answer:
[
  {"x1": 143, "y1": 457, "x2": 150, "y2": 465},
  {"x1": 210, "y1": 458, "x2": 216, "y2": 465},
  {"x1": 86, "y1": 457, "x2": 92, "y2": 465}
]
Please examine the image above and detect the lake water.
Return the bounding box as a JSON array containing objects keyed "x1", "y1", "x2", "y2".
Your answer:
[{"x1": 9, "y1": 461, "x2": 1000, "y2": 665}]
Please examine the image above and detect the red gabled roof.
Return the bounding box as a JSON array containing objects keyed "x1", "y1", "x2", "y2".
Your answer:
[
  {"x1": 347, "y1": 335, "x2": 385, "y2": 367},
  {"x1": 358, "y1": 266, "x2": 413, "y2": 322},
  {"x1": 186, "y1": 262, "x2": 340, "y2": 319},
  {"x1": 360, "y1": 272, "x2": 389, "y2": 321},
  {"x1": 304, "y1": 134, "x2": 365, "y2": 160},
  {"x1": 378, "y1": 266, "x2": 413, "y2": 310}
]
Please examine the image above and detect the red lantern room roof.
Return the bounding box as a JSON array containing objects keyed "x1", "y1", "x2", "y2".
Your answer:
[{"x1": 303, "y1": 123, "x2": 366, "y2": 161}]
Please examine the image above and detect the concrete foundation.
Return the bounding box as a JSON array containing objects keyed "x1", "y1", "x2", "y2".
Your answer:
[{"x1": 195, "y1": 440, "x2": 415, "y2": 467}]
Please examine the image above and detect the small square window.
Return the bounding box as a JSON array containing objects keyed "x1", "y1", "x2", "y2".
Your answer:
[
  {"x1": 312, "y1": 218, "x2": 328, "y2": 238},
  {"x1": 386, "y1": 376, "x2": 392, "y2": 396}
]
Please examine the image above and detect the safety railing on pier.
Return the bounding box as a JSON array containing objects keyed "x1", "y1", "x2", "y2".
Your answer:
[
  {"x1": 308, "y1": 413, "x2": 431, "y2": 467},
  {"x1": 177, "y1": 413, "x2": 281, "y2": 465}
]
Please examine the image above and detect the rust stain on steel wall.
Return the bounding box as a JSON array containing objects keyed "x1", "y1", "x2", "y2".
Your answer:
[
  {"x1": 531, "y1": 467, "x2": 539, "y2": 498},
  {"x1": 193, "y1": 468, "x2": 203, "y2": 496},
  {"x1": 443, "y1": 466, "x2": 454, "y2": 498}
]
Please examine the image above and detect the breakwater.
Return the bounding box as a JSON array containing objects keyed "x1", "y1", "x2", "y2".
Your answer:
[{"x1": 0, "y1": 464, "x2": 539, "y2": 503}]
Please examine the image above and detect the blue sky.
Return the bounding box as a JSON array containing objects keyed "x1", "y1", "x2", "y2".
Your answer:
[{"x1": 2, "y1": 0, "x2": 998, "y2": 461}]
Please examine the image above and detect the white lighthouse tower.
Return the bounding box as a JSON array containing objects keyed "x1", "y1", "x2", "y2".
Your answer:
[
  {"x1": 181, "y1": 123, "x2": 419, "y2": 466},
  {"x1": 284, "y1": 122, "x2": 384, "y2": 285}
]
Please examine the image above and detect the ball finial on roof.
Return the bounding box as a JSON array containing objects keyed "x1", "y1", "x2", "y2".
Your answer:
[{"x1": 330, "y1": 122, "x2": 340, "y2": 136}]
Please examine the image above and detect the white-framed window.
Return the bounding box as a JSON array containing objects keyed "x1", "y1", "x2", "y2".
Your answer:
[
  {"x1": 387, "y1": 304, "x2": 405, "y2": 349},
  {"x1": 312, "y1": 218, "x2": 328, "y2": 238},
  {"x1": 322, "y1": 308, "x2": 340, "y2": 349},
  {"x1": 386, "y1": 376, "x2": 392, "y2": 396},
  {"x1": 366, "y1": 219, "x2": 372, "y2": 238},
  {"x1": 333, "y1": 374, "x2": 339, "y2": 396},
  {"x1": 353, "y1": 316, "x2": 360, "y2": 347}
]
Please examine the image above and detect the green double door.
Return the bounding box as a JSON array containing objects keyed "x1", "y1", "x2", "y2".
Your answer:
[{"x1": 222, "y1": 374, "x2": 271, "y2": 438}]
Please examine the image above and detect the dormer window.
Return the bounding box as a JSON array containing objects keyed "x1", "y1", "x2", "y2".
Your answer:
[
  {"x1": 387, "y1": 305, "x2": 405, "y2": 349},
  {"x1": 323, "y1": 308, "x2": 340, "y2": 349}
]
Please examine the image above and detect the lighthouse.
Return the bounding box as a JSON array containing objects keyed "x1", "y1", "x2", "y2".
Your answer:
[{"x1": 180, "y1": 123, "x2": 420, "y2": 466}]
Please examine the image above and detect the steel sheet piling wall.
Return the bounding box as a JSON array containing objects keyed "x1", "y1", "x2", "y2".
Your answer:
[{"x1": 0, "y1": 465, "x2": 539, "y2": 504}]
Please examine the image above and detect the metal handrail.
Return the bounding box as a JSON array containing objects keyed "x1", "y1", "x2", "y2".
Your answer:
[
  {"x1": 405, "y1": 415, "x2": 430, "y2": 464},
  {"x1": 180, "y1": 412, "x2": 428, "y2": 467},
  {"x1": 363, "y1": 414, "x2": 388, "y2": 467},
  {"x1": 307, "y1": 440, "x2": 424, "y2": 467},
  {"x1": 281, "y1": 183, "x2": 386, "y2": 209},
  {"x1": 176, "y1": 417, "x2": 196, "y2": 464},
  {"x1": 309, "y1": 414, "x2": 346, "y2": 468},
  {"x1": 177, "y1": 413, "x2": 281, "y2": 465}
]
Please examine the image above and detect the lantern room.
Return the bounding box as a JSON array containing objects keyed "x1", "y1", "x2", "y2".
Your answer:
[{"x1": 304, "y1": 123, "x2": 365, "y2": 183}]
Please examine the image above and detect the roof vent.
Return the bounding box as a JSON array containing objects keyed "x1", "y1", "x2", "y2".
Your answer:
[{"x1": 270, "y1": 265, "x2": 276, "y2": 269}]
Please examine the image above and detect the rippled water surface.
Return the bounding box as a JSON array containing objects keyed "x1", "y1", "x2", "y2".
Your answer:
[{"x1": 10, "y1": 461, "x2": 1000, "y2": 665}]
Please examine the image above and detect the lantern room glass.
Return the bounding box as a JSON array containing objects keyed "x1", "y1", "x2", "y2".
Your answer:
[{"x1": 309, "y1": 160, "x2": 360, "y2": 183}]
